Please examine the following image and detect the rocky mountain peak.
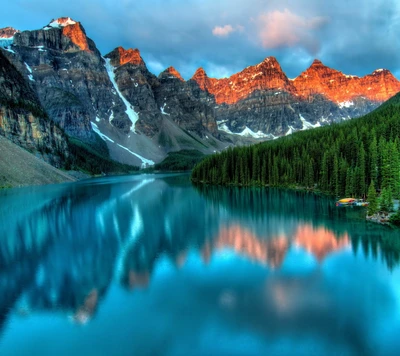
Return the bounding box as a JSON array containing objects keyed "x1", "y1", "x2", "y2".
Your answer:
[
  {"x1": 292, "y1": 58, "x2": 400, "y2": 103},
  {"x1": 61, "y1": 22, "x2": 90, "y2": 51},
  {"x1": 301, "y1": 59, "x2": 337, "y2": 76},
  {"x1": 248, "y1": 56, "x2": 287, "y2": 79},
  {"x1": 40, "y1": 17, "x2": 91, "y2": 51},
  {"x1": 372, "y1": 68, "x2": 390, "y2": 76},
  {"x1": 192, "y1": 67, "x2": 207, "y2": 79},
  {"x1": 0, "y1": 27, "x2": 19, "y2": 38},
  {"x1": 260, "y1": 56, "x2": 280, "y2": 68},
  {"x1": 361, "y1": 68, "x2": 400, "y2": 101},
  {"x1": 164, "y1": 66, "x2": 184, "y2": 81},
  {"x1": 45, "y1": 17, "x2": 77, "y2": 29},
  {"x1": 191, "y1": 67, "x2": 210, "y2": 90},
  {"x1": 310, "y1": 58, "x2": 323, "y2": 67},
  {"x1": 105, "y1": 46, "x2": 145, "y2": 67}
]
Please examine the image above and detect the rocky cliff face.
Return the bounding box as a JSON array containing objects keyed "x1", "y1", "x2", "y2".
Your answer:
[
  {"x1": 0, "y1": 50, "x2": 68, "y2": 166},
  {"x1": 105, "y1": 46, "x2": 162, "y2": 137},
  {"x1": 104, "y1": 47, "x2": 218, "y2": 138},
  {"x1": 155, "y1": 66, "x2": 218, "y2": 136}
]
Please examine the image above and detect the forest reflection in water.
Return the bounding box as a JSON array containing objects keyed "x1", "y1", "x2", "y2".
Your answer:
[{"x1": 0, "y1": 174, "x2": 400, "y2": 355}]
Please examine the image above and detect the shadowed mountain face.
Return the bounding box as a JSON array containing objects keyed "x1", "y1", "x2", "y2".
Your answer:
[
  {"x1": 1, "y1": 17, "x2": 399, "y2": 167},
  {"x1": 0, "y1": 50, "x2": 69, "y2": 167}
]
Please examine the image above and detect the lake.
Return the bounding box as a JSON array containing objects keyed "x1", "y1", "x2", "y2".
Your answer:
[{"x1": 0, "y1": 173, "x2": 400, "y2": 355}]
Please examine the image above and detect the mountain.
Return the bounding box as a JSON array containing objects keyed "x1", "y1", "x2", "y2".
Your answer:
[
  {"x1": 0, "y1": 49, "x2": 69, "y2": 167},
  {"x1": 191, "y1": 57, "x2": 400, "y2": 137},
  {"x1": 1, "y1": 17, "x2": 399, "y2": 172},
  {"x1": 0, "y1": 45, "x2": 140, "y2": 178},
  {"x1": 191, "y1": 92, "x2": 400, "y2": 200},
  {"x1": 293, "y1": 59, "x2": 400, "y2": 103}
]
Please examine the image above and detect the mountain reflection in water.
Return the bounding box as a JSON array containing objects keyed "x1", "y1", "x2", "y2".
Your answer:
[{"x1": 0, "y1": 174, "x2": 400, "y2": 355}]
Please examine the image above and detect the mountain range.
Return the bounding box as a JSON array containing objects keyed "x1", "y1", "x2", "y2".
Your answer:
[{"x1": 1, "y1": 17, "x2": 399, "y2": 170}]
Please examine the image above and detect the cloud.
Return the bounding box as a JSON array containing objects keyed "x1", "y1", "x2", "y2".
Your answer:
[
  {"x1": 212, "y1": 25, "x2": 235, "y2": 37},
  {"x1": 3, "y1": 0, "x2": 400, "y2": 80},
  {"x1": 257, "y1": 9, "x2": 328, "y2": 54}
]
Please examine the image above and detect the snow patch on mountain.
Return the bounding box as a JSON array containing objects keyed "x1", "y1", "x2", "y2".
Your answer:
[
  {"x1": 160, "y1": 103, "x2": 170, "y2": 115},
  {"x1": 46, "y1": 17, "x2": 77, "y2": 29},
  {"x1": 91, "y1": 122, "x2": 114, "y2": 143},
  {"x1": 300, "y1": 114, "x2": 321, "y2": 130},
  {"x1": 217, "y1": 120, "x2": 275, "y2": 139},
  {"x1": 217, "y1": 120, "x2": 234, "y2": 134},
  {"x1": 237, "y1": 126, "x2": 270, "y2": 139},
  {"x1": 91, "y1": 121, "x2": 154, "y2": 167},
  {"x1": 338, "y1": 101, "x2": 354, "y2": 109},
  {"x1": 285, "y1": 126, "x2": 296, "y2": 136},
  {"x1": 116, "y1": 144, "x2": 154, "y2": 168},
  {"x1": 104, "y1": 58, "x2": 139, "y2": 133},
  {"x1": 4, "y1": 47, "x2": 15, "y2": 54},
  {"x1": 24, "y1": 62, "x2": 35, "y2": 82}
]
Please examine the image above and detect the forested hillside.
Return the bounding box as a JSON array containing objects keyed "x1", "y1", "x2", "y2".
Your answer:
[{"x1": 192, "y1": 93, "x2": 400, "y2": 199}]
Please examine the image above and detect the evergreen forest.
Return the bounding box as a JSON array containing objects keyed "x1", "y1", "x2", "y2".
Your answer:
[{"x1": 191, "y1": 93, "x2": 400, "y2": 205}]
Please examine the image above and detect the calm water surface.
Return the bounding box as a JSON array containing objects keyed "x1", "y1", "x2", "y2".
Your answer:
[{"x1": 1, "y1": 173, "x2": 400, "y2": 355}]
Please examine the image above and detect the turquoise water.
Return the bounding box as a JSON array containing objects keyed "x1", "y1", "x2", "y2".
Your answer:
[{"x1": 0, "y1": 173, "x2": 400, "y2": 355}]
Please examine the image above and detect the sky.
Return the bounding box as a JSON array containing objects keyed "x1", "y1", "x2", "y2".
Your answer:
[{"x1": 2, "y1": 0, "x2": 400, "y2": 80}]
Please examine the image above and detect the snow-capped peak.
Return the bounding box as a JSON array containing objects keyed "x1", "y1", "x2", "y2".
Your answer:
[{"x1": 46, "y1": 17, "x2": 77, "y2": 29}]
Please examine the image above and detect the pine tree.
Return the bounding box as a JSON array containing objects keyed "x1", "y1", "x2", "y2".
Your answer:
[
  {"x1": 369, "y1": 135, "x2": 378, "y2": 183},
  {"x1": 367, "y1": 181, "x2": 378, "y2": 216},
  {"x1": 359, "y1": 143, "x2": 366, "y2": 198},
  {"x1": 379, "y1": 187, "x2": 394, "y2": 212}
]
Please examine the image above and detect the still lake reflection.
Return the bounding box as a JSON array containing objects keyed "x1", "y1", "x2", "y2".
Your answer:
[{"x1": 1, "y1": 173, "x2": 400, "y2": 355}]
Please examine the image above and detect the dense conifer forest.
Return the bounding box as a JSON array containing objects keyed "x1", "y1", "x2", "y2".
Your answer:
[{"x1": 191, "y1": 93, "x2": 400, "y2": 204}]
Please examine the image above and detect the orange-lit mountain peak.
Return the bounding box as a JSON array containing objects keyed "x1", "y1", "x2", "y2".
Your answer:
[
  {"x1": 117, "y1": 47, "x2": 144, "y2": 66},
  {"x1": 191, "y1": 67, "x2": 212, "y2": 91},
  {"x1": 61, "y1": 23, "x2": 90, "y2": 51},
  {"x1": 297, "y1": 59, "x2": 341, "y2": 78},
  {"x1": 42, "y1": 18, "x2": 90, "y2": 51},
  {"x1": 165, "y1": 66, "x2": 184, "y2": 81},
  {"x1": 243, "y1": 56, "x2": 285, "y2": 77},
  {"x1": 191, "y1": 56, "x2": 295, "y2": 105},
  {"x1": 360, "y1": 69, "x2": 400, "y2": 101},
  {"x1": 0, "y1": 27, "x2": 19, "y2": 38},
  {"x1": 192, "y1": 67, "x2": 208, "y2": 81},
  {"x1": 106, "y1": 46, "x2": 145, "y2": 67},
  {"x1": 309, "y1": 58, "x2": 328, "y2": 68},
  {"x1": 294, "y1": 224, "x2": 349, "y2": 262},
  {"x1": 258, "y1": 56, "x2": 281, "y2": 69}
]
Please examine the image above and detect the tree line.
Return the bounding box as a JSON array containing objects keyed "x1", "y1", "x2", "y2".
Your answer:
[{"x1": 191, "y1": 93, "x2": 400, "y2": 213}]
